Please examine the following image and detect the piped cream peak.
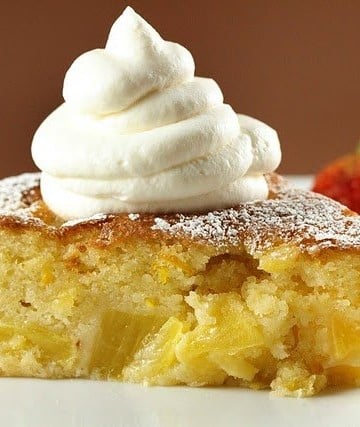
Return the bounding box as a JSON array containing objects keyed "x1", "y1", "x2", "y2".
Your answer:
[{"x1": 32, "y1": 7, "x2": 281, "y2": 220}]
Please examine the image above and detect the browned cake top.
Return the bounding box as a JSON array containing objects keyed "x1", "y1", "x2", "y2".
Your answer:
[{"x1": 0, "y1": 172, "x2": 359, "y2": 254}]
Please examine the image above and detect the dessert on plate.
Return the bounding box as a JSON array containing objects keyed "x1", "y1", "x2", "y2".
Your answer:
[{"x1": 1, "y1": 7, "x2": 360, "y2": 397}]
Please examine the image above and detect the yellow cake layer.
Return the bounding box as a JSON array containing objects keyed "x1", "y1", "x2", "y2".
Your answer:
[{"x1": 1, "y1": 226, "x2": 360, "y2": 397}]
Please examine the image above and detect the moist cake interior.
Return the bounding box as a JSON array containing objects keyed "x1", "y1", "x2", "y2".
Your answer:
[{"x1": 0, "y1": 173, "x2": 360, "y2": 397}]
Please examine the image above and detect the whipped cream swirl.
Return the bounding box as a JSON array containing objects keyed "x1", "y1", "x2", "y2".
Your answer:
[{"x1": 32, "y1": 7, "x2": 281, "y2": 220}]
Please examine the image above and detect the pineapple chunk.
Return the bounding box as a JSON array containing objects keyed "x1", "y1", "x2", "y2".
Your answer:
[
  {"x1": 123, "y1": 317, "x2": 183, "y2": 383},
  {"x1": 259, "y1": 246, "x2": 300, "y2": 274},
  {"x1": 210, "y1": 352, "x2": 259, "y2": 381},
  {"x1": 330, "y1": 316, "x2": 360, "y2": 362},
  {"x1": 0, "y1": 324, "x2": 74, "y2": 363},
  {"x1": 89, "y1": 310, "x2": 165, "y2": 378},
  {"x1": 176, "y1": 292, "x2": 264, "y2": 381},
  {"x1": 326, "y1": 365, "x2": 360, "y2": 386}
]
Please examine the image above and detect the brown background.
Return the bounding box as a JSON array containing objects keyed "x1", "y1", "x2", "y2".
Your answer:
[{"x1": 1, "y1": 0, "x2": 360, "y2": 178}]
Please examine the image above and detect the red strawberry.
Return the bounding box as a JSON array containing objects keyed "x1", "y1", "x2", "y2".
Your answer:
[{"x1": 312, "y1": 152, "x2": 360, "y2": 213}]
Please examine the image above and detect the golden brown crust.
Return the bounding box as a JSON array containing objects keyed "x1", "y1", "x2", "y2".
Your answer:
[{"x1": 0, "y1": 172, "x2": 360, "y2": 255}]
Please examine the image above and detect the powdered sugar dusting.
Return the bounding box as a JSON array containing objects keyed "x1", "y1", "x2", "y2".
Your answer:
[
  {"x1": 0, "y1": 173, "x2": 42, "y2": 223},
  {"x1": 153, "y1": 210, "x2": 241, "y2": 246},
  {"x1": 61, "y1": 213, "x2": 109, "y2": 227},
  {"x1": 152, "y1": 189, "x2": 360, "y2": 254},
  {"x1": 128, "y1": 213, "x2": 140, "y2": 221}
]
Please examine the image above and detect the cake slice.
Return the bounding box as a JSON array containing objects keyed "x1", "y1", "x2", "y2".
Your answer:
[{"x1": 0, "y1": 173, "x2": 359, "y2": 397}]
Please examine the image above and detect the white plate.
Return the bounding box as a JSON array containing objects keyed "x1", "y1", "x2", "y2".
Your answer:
[
  {"x1": 2, "y1": 175, "x2": 358, "y2": 427},
  {"x1": 284, "y1": 174, "x2": 314, "y2": 190},
  {"x1": 0, "y1": 378, "x2": 359, "y2": 427}
]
